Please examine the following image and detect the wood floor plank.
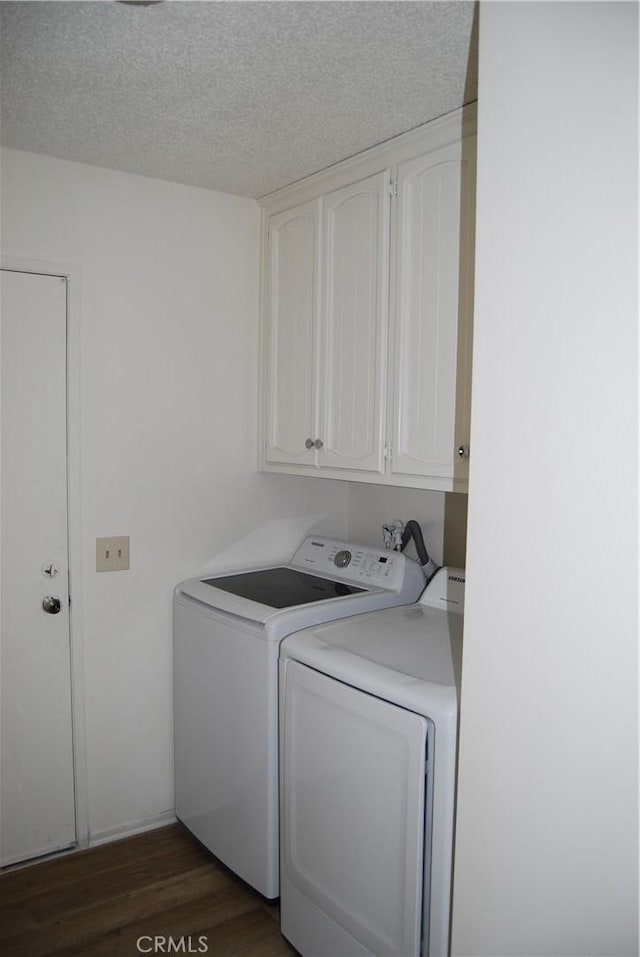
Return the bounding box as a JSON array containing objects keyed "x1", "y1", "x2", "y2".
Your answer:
[
  {"x1": 0, "y1": 844, "x2": 220, "y2": 934},
  {"x1": 0, "y1": 824, "x2": 294, "y2": 957},
  {"x1": 199, "y1": 908, "x2": 297, "y2": 956},
  {"x1": 3, "y1": 867, "x2": 234, "y2": 957},
  {"x1": 0, "y1": 827, "x2": 199, "y2": 905},
  {"x1": 48, "y1": 886, "x2": 266, "y2": 957}
]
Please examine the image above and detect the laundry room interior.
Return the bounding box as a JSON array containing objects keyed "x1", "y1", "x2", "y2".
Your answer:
[{"x1": 0, "y1": 2, "x2": 637, "y2": 957}]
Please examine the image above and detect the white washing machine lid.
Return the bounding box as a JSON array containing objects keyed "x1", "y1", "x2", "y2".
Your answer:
[
  {"x1": 174, "y1": 536, "x2": 426, "y2": 641},
  {"x1": 175, "y1": 567, "x2": 373, "y2": 625},
  {"x1": 279, "y1": 568, "x2": 464, "y2": 733}
]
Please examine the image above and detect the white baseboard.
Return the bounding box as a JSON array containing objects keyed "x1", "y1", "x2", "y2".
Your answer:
[{"x1": 89, "y1": 809, "x2": 177, "y2": 848}]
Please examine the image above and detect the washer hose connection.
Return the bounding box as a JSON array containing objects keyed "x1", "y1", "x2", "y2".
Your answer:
[{"x1": 402, "y1": 520, "x2": 441, "y2": 584}]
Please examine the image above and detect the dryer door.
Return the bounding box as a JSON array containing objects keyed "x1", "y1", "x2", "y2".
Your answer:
[{"x1": 281, "y1": 659, "x2": 428, "y2": 957}]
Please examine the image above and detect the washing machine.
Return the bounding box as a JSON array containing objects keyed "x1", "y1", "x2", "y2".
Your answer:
[
  {"x1": 279, "y1": 566, "x2": 465, "y2": 957},
  {"x1": 173, "y1": 535, "x2": 425, "y2": 899}
]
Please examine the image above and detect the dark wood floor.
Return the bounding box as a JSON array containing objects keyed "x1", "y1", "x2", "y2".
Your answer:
[{"x1": 0, "y1": 824, "x2": 297, "y2": 956}]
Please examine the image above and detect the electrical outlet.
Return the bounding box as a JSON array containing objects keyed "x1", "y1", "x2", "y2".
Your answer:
[{"x1": 96, "y1": 536, "x2": 130, "y2": 572}]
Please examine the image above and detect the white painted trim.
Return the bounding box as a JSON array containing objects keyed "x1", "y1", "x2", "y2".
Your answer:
[
  {"x1": 259, "y1": 460, "x2": 466, "y2": 494},
  {"x1": 89, "y1": 810, "x2": 177, "y2": 848},
  {"x1": 0, "y1": 255, "x2": 89, "y2": 851},
  {"x1": 258, "y1": 103, "x2": 477, "y2": 211},
  {"x1": 2, "y1": 811, "x2": 178, "y2": 872},
  {"x1": 258, "y1": 204, "x2": 269, "y2": 472}
]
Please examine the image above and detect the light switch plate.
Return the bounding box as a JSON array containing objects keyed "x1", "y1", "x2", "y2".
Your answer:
[{"x1": 96, "y1": 536, "x2": 130, "y2": 572}]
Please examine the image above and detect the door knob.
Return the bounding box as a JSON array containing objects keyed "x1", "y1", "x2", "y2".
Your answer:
[
  {"x1": 305, "y1": 438, "x2": 315, "y2": 449},
  {"x1": 42, "y1": 595, "x2": 62, "y2": 615}
]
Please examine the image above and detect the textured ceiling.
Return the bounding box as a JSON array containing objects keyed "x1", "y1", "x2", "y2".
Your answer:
[{"x1": 0, "y1": 0, "x2": 477, "y2": 198}]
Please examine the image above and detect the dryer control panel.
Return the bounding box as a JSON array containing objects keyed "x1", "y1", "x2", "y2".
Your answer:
[{"x1": 291, "y1": 537, "x2": 419, "y2": 591}]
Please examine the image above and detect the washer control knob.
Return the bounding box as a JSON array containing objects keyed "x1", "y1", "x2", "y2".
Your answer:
[{"x1": 334, "y1": 549, "x2": 352, "y2": 568}]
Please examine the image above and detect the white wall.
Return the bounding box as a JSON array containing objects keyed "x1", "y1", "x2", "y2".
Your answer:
[
  {"x1": 452, "y1": 4, "x2": 638, "y2": 956},
  {"x1": 346, "y1": 485, "x2": 467, "y2": 568},
  {"x1": 347, "y1": 485, "x2": 446, "y2": 560},
  {"x1": 1, "y1": 149, "x2": 349, "y2": 841}
]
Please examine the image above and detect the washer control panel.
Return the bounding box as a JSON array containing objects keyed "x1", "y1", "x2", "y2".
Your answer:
[{"x1": 291, "y1": 537, "x2": 410, "y2": 590}]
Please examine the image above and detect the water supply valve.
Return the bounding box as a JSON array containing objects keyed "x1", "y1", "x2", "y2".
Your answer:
[{"x1": 382, "y1": 520, "x2": 405, "y2": 551}]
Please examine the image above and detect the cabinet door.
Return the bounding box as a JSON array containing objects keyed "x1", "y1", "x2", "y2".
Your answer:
[
  {"x1": 318, "y1": 170, "x2": 390, "y2": 474},
  {"x1": 390, "y1": 137, "x2": 475, "y2": 487},
  {"x1": 263, "y1": 201, "x2": 319, "y2": 467}
]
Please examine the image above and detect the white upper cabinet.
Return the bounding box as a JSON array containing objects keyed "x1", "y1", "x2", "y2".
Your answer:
[
  {"x1": 259, "y1": 106, "x2": 476, "y2": 492},
  {"x1": 390, "y1": 135, "x2": 476, "y2": 489},
  {"x1": 319, "y1": 171, "x2": 390, "y2": 474},
  {"x1": 263, "y1": 201, "x2": 319, "y2": 468}
]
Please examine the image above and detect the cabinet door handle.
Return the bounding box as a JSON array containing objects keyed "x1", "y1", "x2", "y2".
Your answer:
[
  {"x1": 457, "y1": 445, "x2": 469, "y2": 459},
  {"x1": 305, "y1": 438, "x2": 315, "y2": 449},
  {"x1": 314, "y1": 438, "x2": 324, "y2": 450}
]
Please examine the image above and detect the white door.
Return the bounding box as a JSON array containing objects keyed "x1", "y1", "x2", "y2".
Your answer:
[
  {"x1": 281, "y1": 660, "x2": 427, "y2": 957},
  {"x1": 0, "y1": 268, "x2": 76, "y2": 866},
  {"x1": 319, "y1": 170, "x2": 390, "y2": 474},
  {"x1": 263, "y1": 201, "x2": 320, "y2": 468}
]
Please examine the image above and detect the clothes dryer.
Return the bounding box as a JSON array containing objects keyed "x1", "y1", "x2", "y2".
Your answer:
[{"x1": 279, "y1": 567, "x2": 464, "y2": 956}]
